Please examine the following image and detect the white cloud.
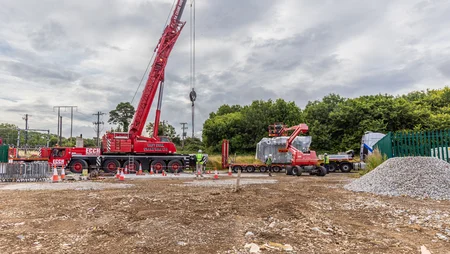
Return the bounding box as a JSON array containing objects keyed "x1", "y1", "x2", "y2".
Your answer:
[{"x1": 0, "y1": 0, "x2": 449, "y2": 141}]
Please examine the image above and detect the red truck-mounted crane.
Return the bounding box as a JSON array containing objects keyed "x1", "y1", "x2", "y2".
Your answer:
[
  {"x1": 222, "y1": 123, "x2": 327, "y2": 176},
  {"x1": 35, "y1": 0, "x2": 194, "y2": 174}
]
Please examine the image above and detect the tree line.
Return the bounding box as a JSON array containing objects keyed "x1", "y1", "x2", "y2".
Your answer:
[
  {"x1": 202, "y1": 87, "x2": 450, "y2": 154},
  {"x1": 3, "y1": 87, "x2": 449, "y2": 155}
]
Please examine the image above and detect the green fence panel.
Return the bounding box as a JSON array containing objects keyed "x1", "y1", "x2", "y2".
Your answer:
[
  {"x1": 373, "y1": 129, "x2": 450, "y2": 162},
  {"x1": 444, "y1": 130, "x2": 450, "y2": 162},
  {"x1": 0, "y1": 145, "x2": 8, "y2": 163}
]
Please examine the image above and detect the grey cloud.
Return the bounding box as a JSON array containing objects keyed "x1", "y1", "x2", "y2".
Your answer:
[
  {"x1": 101, "y1": 42, "x2": 123, "y2": 52},
  {"x1": 439, "y1": 60, "x2": 450, "y2": 79},
  {"x1": 1, "y1": 0, "x2": 450, "y2": 139},
  {"x1": 29, "y1": 21, "x2": 66, "y2": 51},
  {"x1": 0, "y1": 60, "x2": 81, "y2": 82}
]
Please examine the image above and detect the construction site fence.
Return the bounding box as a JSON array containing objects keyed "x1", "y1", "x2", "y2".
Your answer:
[
  {"x1": 0, "y1": 162, "x2": 50, "y2": 182},
  {"x1": 374, "y1": 129, "x2": 450, "y2": 162}
]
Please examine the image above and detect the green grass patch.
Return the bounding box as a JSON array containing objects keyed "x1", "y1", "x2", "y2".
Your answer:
[
  {"x1": 206, "y1": 154, "x2": 262, "y2": 169},
  {"x1": 359, "y1": 148, "x2": 387, "y2": 176}
]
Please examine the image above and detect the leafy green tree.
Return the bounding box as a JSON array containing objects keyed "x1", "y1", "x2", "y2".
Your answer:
[
  {"x1": 83, "y1": 138, "x2": 97, "y2": 148},
  {"x1": 0, "y1": 123, "x2": 19, "y2": 145},
  {"x1": 146, "y1": 121, "x2": 177, "y2": 139},
  {"x1": 178, "y1": 137, "x2": 204, "y2": 153},
  {"x1": 209, "y1": 104, "x2": 242, "y2": 118},
  {"x1": 203, "y1": 99, "x2": 303, "y2": 153},
  {"x1": 108, "y1": 102, "x2": 135, "y2": 132}
]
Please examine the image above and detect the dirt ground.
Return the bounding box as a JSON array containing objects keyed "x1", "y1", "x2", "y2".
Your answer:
[{"x1": 1, "y1": 173, "x2": 450, "y2": 254}]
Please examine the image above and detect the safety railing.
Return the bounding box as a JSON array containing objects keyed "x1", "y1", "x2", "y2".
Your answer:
[{"x1": 0, "y1": 162, "x2": 50, "y2": 182}]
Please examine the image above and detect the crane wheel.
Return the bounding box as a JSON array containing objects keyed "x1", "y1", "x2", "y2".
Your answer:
[
  {"x1": 285, "y1": 166, "x2": 293, "y2": 175},
  {"x1": 292, "y1": 166, "x2": 302, "y2": 176},
  {"x1": 317, "y1": 166, "x2": 327, "y2": 177},
  {"x1": 151, "y1": 160, "x2": 167, "y2": 174},
  {"x1": 168, "y1": 160, "x2": 183, "y2": 173},
  {"x1": 124, "y1": 160, "x2": 140, "y2": 173},
  {"x1": 102, "y1": 159, "x2": 120, "y2": 173},
  {"x1": 69, "y1": 159, "x2": 88, "y2": 174}
]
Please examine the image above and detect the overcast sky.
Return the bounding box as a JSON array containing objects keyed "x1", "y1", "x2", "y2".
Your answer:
[{"x1": 1, "y1": 0, "x2": 450, "y2": 141}]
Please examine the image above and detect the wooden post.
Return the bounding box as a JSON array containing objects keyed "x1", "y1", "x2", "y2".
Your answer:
[{"x1": 234, "y1": 167, "x2": 241, "y2": 192}]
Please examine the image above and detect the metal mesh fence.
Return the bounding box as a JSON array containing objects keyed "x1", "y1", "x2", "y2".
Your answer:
[{"x1": 0, "y1": 162, "x2": 50, "y2": 182}]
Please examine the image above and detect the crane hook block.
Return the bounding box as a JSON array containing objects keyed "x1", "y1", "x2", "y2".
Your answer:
[{"x1": 190, "y1": 89, "x2": 197, "y2": 102}]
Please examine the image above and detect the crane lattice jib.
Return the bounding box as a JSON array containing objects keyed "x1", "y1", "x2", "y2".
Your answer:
[{"x1": 128, "y1": 0, "x2": 187, "y2": 139}]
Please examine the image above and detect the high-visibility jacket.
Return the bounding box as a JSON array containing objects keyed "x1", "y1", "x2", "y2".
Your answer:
[
  {"x1": 324, "y1": 155, "x2": 329, "y2": 164},
  {"x1": 265, "y1": 157, "x2": 272, "y2": 166},
  {"x1": 196, "y1": 153, "x2": 203, "y2": 163}
]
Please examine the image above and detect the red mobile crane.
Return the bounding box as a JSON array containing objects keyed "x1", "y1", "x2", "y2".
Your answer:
[
  {"x1": 222, "y1": 123, "x2": 327, "y2": 176},
  {"x1": 36, "y1": 0, "x2": 194, "y2": 174}
]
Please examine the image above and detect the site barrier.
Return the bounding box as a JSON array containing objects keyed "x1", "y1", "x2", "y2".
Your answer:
[
  {"x1": 0, "y1": 162, "x2": 50, "y2": 182},
  {"x1": 374, "y1": 129, "x2": 450, "y2": 162}
]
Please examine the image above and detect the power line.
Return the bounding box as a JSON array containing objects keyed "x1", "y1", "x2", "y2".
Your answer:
[
  {"x1": 22, "y1": 114, "x2": 31, "y2": 147},
  {"x1": 53, "y1": 106, "x2": 78, "y2": 141},
  {"x1": 59, "y1": 116, "x2": 63, "y2": 146}
]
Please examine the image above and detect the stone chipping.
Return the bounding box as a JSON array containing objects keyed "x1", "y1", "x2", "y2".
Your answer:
[{"x1": 344, "y1": 157, "x2": 450, "y2": 200}]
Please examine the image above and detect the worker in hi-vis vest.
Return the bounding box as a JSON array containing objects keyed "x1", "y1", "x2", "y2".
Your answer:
[
  {"x1": 196, "y1": 150, "x2": 204, "y2": 177},
  {"x1": 324, "y1": 153, "x2": 329, "y2": 173},
  {"x1": 265, "y1": 154, "x2": 273, "y2": 177}
]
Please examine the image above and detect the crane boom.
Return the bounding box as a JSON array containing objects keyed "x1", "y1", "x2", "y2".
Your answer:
[{"x1": 128, "y1": 0, "x2": 187, "y2": 140}]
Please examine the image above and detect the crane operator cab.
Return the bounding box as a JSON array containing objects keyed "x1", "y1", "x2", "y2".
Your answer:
[{"x1": 51, "y1": 148, "x2": 66, "y2": 158}]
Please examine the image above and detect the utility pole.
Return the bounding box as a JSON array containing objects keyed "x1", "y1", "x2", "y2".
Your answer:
[
  {"x1": 93, "y1": 112, "x2": 105, "y2": 147},
  {"x1": 59, "y1": 116, "x2": 63, "y2": 146},
  {"x1": 22, "y1": 114, "x2": 31, "y2": 147},
  {"x1": 53, "y1": 106, "x2": 77, "y2": 142},
  {"x1": 70, "y1": 107, "x2": 73, "y2": 140},
  {"x1": 180, "y1": 122, "x2": 188, "y2": 149}
]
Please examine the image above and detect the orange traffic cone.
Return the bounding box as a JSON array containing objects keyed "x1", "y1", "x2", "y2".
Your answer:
[
  {"x1": 61, "y1": 165, "x2": 66, "y2": 180},
  {"x1": 119, "y1": 169, "x2": 125, "y2": 181},
  {"x1": 137, "y1": 163, "x2": 143, "y2": 175},
  {"x1": 124, "y1": 165, "x2": 129, "y2": 174},
  {"x1": 150, "y1": 166, "x2": 154, "y2": 175},
  {"x1": 228, "y1": 166, "x2": 232, "y2": 176},
  {"x1": 214, "y1": 169, "x2": 219, "y2": 180},
  {"x1": 115, "y1": 168, "x2": 121, "y2": 179},
  {"x1": 52, "y1": 164, "x2": 59, "y2": 183}
]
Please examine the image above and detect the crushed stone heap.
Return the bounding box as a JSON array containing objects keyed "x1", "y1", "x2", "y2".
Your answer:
[{"x1": 344, "y1": 157, "x2": 450, "y2": 200}]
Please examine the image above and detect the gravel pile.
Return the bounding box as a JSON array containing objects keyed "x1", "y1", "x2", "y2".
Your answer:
[{"x1": 345, "y1": 157, "x2": 450, "y2": 200}]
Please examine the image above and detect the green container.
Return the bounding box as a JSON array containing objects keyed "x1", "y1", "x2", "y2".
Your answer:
[{"x1": 0, "y1": 145, "x2": 8, "y2": 163}]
